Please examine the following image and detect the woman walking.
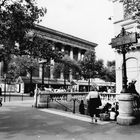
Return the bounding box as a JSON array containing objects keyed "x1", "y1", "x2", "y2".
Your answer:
[{"x1": 86, "y1": 86, "x2": 102, "y2": 123}]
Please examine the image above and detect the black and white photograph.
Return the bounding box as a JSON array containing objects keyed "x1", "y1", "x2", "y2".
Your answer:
[{"x1": 0, "y1": 0, "x2": 140, "y2": 140}]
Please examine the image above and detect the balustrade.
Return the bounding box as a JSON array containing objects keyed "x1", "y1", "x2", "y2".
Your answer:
[
  {"x1": 37, "y1": 91, "x2": 119, "y2": 110},
  {"x1": 35, "y1": 91, "x2": 140, "y2": 122}
]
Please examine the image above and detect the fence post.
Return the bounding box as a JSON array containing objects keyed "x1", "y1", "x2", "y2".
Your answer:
[{"x1": 73, "y1": 98, "x2": 76, "y2": 113}]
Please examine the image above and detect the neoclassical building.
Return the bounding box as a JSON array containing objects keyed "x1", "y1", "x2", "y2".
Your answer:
[
  {"x1": 0, "y1": 24, "x2": 98, "y2": 93},
  {"x1": 113, "y1": 1, "x2": 140, "y2": 93}
]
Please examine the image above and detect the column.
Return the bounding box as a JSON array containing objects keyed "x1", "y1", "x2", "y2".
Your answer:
[
  {"x1": 69, "y1": 47, "x2": 73, "y2": 81},
  {"x1": 50, "y1": 59, "x2": 54, "y2": 79},
  {"x1": 60, "y1": 45, "x2": 65, "y2": 79},
  {"x1": 70, "y1": 47, "x2": 73, "y2": 60},
  {"x1": 81, "y1": 54, "x2": 84, "y2": 60},
  {"x1": 39, "y1": 64, "x2": 43, "y2": 79},
  {"x1": 78, "y1": 49, "x2": 81, "y2": 61}
]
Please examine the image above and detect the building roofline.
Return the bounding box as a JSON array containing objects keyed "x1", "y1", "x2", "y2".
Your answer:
[
  {"x1": 113, "y1": 17, "x2": 132, "y2": 24},
  {"x1": 34, "y1": 24, "x2": 98, "y2": 48}
]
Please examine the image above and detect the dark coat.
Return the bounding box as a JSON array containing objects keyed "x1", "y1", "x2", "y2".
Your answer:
[{"x1": 88, "y1": 96, "x2": 102, "y2": 117}]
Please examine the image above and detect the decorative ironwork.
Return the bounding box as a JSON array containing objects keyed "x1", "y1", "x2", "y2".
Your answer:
[{"x1": 111, "y1": 27, "x2": 138, "y2": 93}]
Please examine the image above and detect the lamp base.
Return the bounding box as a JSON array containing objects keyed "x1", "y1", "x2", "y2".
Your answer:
[{"x1": 117, "y1": 93, "x2": 136, "y2": 125}]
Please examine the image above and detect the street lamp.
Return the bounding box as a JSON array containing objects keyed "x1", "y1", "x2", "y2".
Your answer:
[
  {"x1": 111, "y1": 27, "x2": 138, "y2": 125},
  {"x1": 111, "y1": 27, "x2": 137, "y2": 93},
  {"x1": 3, "y1": 74, "x2": 6, "y2": 102}
]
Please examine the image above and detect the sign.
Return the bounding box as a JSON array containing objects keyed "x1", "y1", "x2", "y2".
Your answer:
[{"x1": 111, "y1": 33, "x2": 137, "y2": 48}]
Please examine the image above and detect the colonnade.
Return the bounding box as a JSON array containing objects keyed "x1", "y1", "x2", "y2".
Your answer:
[{"x1": 39, "y1": 42, "x2": 85, "y2": 82}]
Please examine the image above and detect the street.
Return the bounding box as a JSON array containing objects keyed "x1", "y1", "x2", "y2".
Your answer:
[{"x1": 0, "y1": 100, "x2": 140, "y2": 140}]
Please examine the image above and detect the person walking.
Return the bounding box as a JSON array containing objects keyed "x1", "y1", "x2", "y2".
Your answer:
[
  {"x1": 33, "y1": 86, "x2": 40, "y2": 108},
  {"x1": 86, "y1": 86, "x2": 102, "y2": 123},
  {"x1": 79, "y1": 100, "x2": 85, "y2": 115}
]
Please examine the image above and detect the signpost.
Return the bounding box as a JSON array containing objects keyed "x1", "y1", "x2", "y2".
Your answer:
[
  {"x1": 111, "y1": 27, "x2": 138, "y2": 125},
  {"x1": 111, "y1": 27, "x2": 137, "y2": 93},
  {"x1": 111, "y1": 33, "x2": 137, "y2": 48}
]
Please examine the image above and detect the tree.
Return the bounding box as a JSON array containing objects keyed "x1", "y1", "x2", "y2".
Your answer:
[
  {"x1": 8, "y1": 56, "x2": 39, "y2": 92},
  {"x1": 94, "y1": 59, "x2": 104, "y2": 78},
  {"x1": 53, "y1": 55, "x2": 81, "y2": 89},
  {"x1": 114, "y1": 0, "x2": 140, "y2": 20},
  {"x1": 20, "y1": 34, "x2": 63, "y2": 62},
  {"x1": 0, "y1": 0, "x2": 46, "y2": 72},
  {"x1": 106, "y1": 60, "x2": 116, "y2": 82},
  {"x1": 100, "y1": 60, "x2": 116, "y2": 82},
  {"x1": 80, "y1": 50, "x2": 96, "y2": 91},
  {"x1": 6, "y1": 61, "x2": 20, "y2": 83}
]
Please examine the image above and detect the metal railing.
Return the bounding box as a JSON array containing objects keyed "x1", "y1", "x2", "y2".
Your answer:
[{"x1": 37, "y1": 91, "x2": 119, "y2": 114}]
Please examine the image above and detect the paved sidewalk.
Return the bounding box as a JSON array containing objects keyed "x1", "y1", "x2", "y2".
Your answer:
[
  {"x1": 1, "y1": 100, "x2": 140, "y2": 140},
  {"x1": 40, "y1": 108, "x2": 110, "y2": 125}
]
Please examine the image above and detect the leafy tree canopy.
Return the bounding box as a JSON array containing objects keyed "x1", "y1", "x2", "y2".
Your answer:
[
  {"x1": 80, "y1": 50, "x2": 96, "y2": 80},
  {"x1": 53, "y1": 55, "x2": 81, "y2": 79},
  {"x1": 114, "y1": 0, "x2": 140, "y2": 19},
  {"x1": 0, "y1": 0, "x2": 62, "y2": 73},
  {"x1": 0, "y1": 0, "x2": 46, "y2": 55}
]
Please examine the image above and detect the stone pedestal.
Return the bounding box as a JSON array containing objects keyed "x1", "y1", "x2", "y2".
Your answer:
[
  {"x1": 117, "y1": 93, "x2": 136, "y2": 125},
  {"x1": 37, "y1": 91, "x2": 50, "y2": 108}
]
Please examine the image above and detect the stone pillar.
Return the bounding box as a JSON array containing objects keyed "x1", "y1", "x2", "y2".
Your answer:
[
  {"x1": 81, "y1": 53, "x2": 84, "y2": 60},
  {"x1": 39, "y1": 64, "x2": 43, "y2": 79},
  {"x1": 117, "y1": 93, "x2": 136, "y2": 125},
  {"x1": 69, "y1": 69, "x2": 72, "y2": 82},
  {"x1": 78, "y1": 49, "x2": 81, "y2": 61},
  {"x1": 69, "y1": 47, "x2": 73, "y2": 81},
  {"x1": 60, "y1": 45, "x2": 65, "y2": 79},
  {"x1": 70, "y1": 47, "x2": 73, "y2": 60},
  {"x1": 50, "y1": 59, "x2": 54, "y2": 79}
]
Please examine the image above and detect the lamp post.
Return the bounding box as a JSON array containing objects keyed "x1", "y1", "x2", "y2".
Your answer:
[
  {"x1": 119, "y1": 28, "x2": 128, "y2": 93},
  {"x1": 111, "y1": 27, "x2": 137, "y2": 93},
  {"x1": 3, "y1": 74, "x2": 6, "y2": 102},
  {"x1": 111, "y1": 27, "x2": 138, "y2": 125}
]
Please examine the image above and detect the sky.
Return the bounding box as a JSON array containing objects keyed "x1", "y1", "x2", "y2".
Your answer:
[{"x1": 37, "y1": 0, "x2": 115, "y2": 64}]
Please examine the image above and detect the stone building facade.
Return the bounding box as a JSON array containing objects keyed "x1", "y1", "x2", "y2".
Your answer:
[
  {"x1": 113, "y1": 1, "x2": 140, "y2": 93},
  {"x1": 0, "y1": 24, "x2": 98, "y2": 93}
]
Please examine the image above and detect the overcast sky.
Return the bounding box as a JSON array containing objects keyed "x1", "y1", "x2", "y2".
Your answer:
[{"x1": 37, "y1": 0, "x2": 115, "y2": 63}]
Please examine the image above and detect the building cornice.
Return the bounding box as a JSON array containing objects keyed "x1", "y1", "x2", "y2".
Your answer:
[
  {"x1": 114, "y1": 17, "x2": 132, "y2": 24},
  {"x1": 33, "y1": 24, "x2": 97, "y2": 50}
]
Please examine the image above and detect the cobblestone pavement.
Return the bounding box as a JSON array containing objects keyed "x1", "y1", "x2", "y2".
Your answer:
[{"x1": 1, "y1": 100, "x2": 140, "y2": 140}]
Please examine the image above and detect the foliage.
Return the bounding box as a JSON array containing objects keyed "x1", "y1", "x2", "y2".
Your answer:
[
  {"x1": 115, "y1": 0, "x2": 140, "y2": 19},
  {"x1": 0, "y1": 0, "x2": 46, "y2": 72},
  {"x1": 6, "y1": 61, "x2": 20, "y2": 83},
  {"x1": 80, "y1": 50, "x2": 96, "y2": 80},
  {"x1": 101, "y1": 60, "x2": 116, "y2": 82},
  {"x1": 80, "y1": 52, "x2": 115, "y2": 82},
  {"x1": 7, "y1": 56, "x2": 39, "y2": 83},
  {"x1": 95, "y1": 59, "x2": 104, "y2": 77},
  {"x1": 53, "y1": 55, "x2": 81, "y2": 80},
  {"x1": 0, "y1": 0, "x2": 46, "y2": 52},
  {"x1": 20, "y1": 34, "x2": 63, "y2": 62},
  {"x1": 0, "y1": 0, "x2": 63, "y2": 75}
]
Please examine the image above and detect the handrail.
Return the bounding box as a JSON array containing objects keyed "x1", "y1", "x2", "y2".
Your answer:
[
  {"x1": 38, "y1": 91, "x2": 120, "y2": 113},
  {"x1": 55, "y1": 99, "x2": 73, "y2": 112}
]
